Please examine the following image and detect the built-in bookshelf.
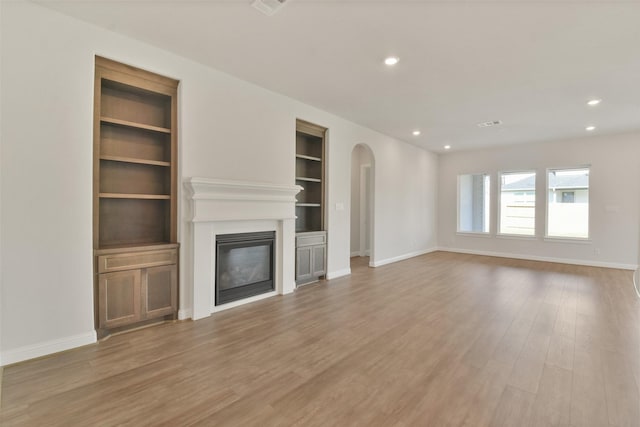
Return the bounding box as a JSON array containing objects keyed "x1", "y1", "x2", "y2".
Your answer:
[
  {"x1": 295, "y1": 119, "x2": 327, "y2": 285},
  {"x1": 93, "y1": 57, "x2": 178, "y2": 338}
]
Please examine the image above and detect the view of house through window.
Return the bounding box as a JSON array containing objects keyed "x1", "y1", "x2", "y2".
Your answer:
[
  {"x1": 458, "y1": 173, "x2": 490, "y2": 233},
  {"x1": 499, "y1": 171, "x2": 536, "y2": 235},
  {"x1": 547, "y1": 167, "x2": 589, "y2": 238}
]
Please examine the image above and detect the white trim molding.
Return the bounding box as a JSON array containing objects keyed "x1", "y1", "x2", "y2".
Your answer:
[
  {"x1": 184, "y1": 177, "x2": 301, "y2": 320},
  {"x1": 1, "y1": 331, "x2": 96, "y2": 366},
  {"x1": 438, "y1": 247, "x2": 637, "y2": 270},
  {"x1": 178, "y1": 309, "x2": 193, "y2": 320},
  {"x1": 184, "y1": 177, "x2": 301, "y2": 222},
  {"x1": 326, "y1": 268, "x2": 351, "y2": 280},
  {"x1": 211, "y1": 291, "x2": 278, "y2": 313},
  {"x1": 370, "y1": 248, "x2": 438, "y2": 268}
]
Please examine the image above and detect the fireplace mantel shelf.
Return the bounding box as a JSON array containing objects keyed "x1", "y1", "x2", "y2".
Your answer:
[
  {"x1": 185, "y1": 177, "x2": 301, "y2": 200},
  {"x1": 184, "y1": 177, "x2": 302, "y2": 223}
]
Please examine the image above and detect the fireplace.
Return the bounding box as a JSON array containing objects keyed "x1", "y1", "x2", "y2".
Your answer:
[
  {"x1": 185, "y1": 177, "x2": 300, "y2": 319},
  {"x1": 215, "y1": 231, "x2": 275, "y2": 305}
]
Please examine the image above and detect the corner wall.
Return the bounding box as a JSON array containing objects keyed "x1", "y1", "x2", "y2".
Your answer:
[
  {"x1": 438, "y1": 132, "x2": 640, "y2": 269},
  {"x1": 0, "y1": 0, "x2": 438, "y2": 364}
]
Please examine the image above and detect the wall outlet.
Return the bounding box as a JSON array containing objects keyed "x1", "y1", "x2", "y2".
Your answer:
[{"x1": 594, "y1": 248, "x2": 601, "y2": 255}]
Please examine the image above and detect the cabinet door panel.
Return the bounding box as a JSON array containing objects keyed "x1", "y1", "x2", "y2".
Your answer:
[
  {"x1": 296, "y1": 246, "x2": 313, "y2": 282},
  {"x1": 312, "y1": 245, "x2": 326, "y2": 277},
  {"x1": 143, "y1": 264, "x2": 177, "y2": 318},
  {"x1": 99, "y1": 270, "x2": 141, "y2": 328}
]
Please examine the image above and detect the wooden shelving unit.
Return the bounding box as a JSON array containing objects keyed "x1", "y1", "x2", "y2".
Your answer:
[
  {"x1": 295, "y1": 119, "x2": 327, "y2": 285},
  {"x1": 93, "y1": 56, "x2": 179, "y2": 338}
]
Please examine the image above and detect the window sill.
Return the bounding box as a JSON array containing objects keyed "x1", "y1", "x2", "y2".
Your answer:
[
  {"x1": 544, "y1": 236, "x2": 592, "y2": 244},
  {"x1": 456, "y1": 232, "x2": 492, "y2": 238},
  {"x1": 496, "y1": 234, "x2": 538, "y2": 241}
]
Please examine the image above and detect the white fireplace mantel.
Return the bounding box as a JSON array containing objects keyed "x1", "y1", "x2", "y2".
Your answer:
[
  {"x1": 184, "y1": 178, "x2": 301, "y2": 320},
  {"x1": 184, "y1": 177, "x2": 302, "y2": 222}
]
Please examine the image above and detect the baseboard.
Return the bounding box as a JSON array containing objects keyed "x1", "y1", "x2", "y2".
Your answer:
[
  {"x1": 1, "y1": 331, "x2": 97, "y2": 367},
  {"x1": 437, "y1": 247, "x2": 638, "y2": 270},
  {"x1": 326, "y1": 268, "x2": 351, "y2": 280},
  {"x1": 370, "y1": 248, "x2": 438, "y2": 268},
  {"x1": 350, "y1": 251, "x2": 361, "y2": 258},
  {"x1": 178, "y1": 309, "x2": 193, "y2": 320}
]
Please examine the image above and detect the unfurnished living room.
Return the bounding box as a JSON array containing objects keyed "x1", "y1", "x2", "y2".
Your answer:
[{"x1": 1, "y1": 0, "x2": 639, "y2": 425}]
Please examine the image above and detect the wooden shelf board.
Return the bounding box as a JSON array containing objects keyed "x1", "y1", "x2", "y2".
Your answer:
[
  {"x1": 95, "y1": 242, "x2": 178, "y2": 254},
  {"x1": 100, "y1": 155, "x2": 170, "y2": 167},
  {"x1": 99, "y1": 193, "x2": 171, "y2": 200},
  {"x1": 296, "y1": 154, "x2": 322, "y2": 162},
  {"x1": 295, "y1": 177, "x2": 322, "y2": 183},
  {"x1": 101, "y1": 116, "x2": 171, "y2": 134}
]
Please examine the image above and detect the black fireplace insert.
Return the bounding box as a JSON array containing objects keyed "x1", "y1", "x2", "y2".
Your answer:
[{"x1": 215, "y1": 231, "x2": 275, "y2": 305}]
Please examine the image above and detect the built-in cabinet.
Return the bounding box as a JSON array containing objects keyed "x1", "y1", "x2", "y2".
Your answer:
[
  {"x1": 296, "y1": 232, "x2": 327, "y2": 283},
  {"x1": 295, "y1": 120, "x2": 327, "y2": 285},
  {"x1": 97, "y1": 245, "x2": 178, "y2": 329},
  {"x1": 93, "y1": 57, "x2": 179, "y2": 338}
]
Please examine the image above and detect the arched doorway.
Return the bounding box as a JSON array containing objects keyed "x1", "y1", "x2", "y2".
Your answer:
[{"x1": 350, "y1": 144, "x2": 375, "y2": 265}]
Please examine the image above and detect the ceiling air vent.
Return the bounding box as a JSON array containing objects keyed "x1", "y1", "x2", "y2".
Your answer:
[
  {"x1": 252, "y1": 0, "x2": 289, "y2": 16},
  {"x1": 477, "y1": 120, "x2": 503, "y2": 128}
]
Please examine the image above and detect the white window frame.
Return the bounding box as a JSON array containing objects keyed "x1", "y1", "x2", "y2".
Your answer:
[
  {"x1": 457, "y1": 173, "x2": 491, "y2": 235},
  {"x1": 545, "y1": 166, "x2": 591, "y2": 241},
  {"x1": 498, "y1": 170, "x2": 537, "y2": 238}
]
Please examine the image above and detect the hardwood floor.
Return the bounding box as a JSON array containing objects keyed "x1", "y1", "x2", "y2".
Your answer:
[{"x1": 1, "y1": 252, "x2": 639, "y2": 426}]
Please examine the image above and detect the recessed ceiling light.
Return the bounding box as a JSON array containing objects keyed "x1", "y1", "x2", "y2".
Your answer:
[
  {"x1": 412, "y1": 130, "x2": 421, "y2": 136},
  {"x1": 444, "y1": 145, "x2": 451, "y2": 150},
  {"x1": 587, "y1": 99, "x2": 602, "y2": 106},
  {"x1": 384, "y1": 56, "x2": 399, "y2": 66},
  {"x1": 585, "y1": 126, "x2": 596, "y2": 131}
]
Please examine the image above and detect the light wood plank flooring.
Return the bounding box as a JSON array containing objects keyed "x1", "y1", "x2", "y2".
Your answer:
[{"x1": 1, "y1": 252, "x2": 639, "y2": 426}]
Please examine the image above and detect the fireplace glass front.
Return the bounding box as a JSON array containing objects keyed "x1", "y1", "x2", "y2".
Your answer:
[{"x1": 215, "y1": 231, "x2": 275, "y2": 305}]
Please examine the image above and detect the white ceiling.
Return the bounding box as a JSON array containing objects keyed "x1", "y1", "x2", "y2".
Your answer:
[{"x1": 34, "y1": 0, "x2": 640, "y2": 152}]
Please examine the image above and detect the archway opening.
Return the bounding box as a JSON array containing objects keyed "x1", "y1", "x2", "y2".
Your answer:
[{"x1": 350, "y1": 144, "x2": 375, "y2": 266}]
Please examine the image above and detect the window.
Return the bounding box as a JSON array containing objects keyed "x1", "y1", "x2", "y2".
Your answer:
[
  {"x1": 561, "y1": 191, "x2": 575, "y2": 203},
  {"x1": 458, "y1": 173, "x2": 490, "y2": 233},
  {"x1": 547, "y1": 167, "x2": 589, "y2": 238},
  {"x1": 499, "y1": 171, "x2": 536, "y2": 236}
]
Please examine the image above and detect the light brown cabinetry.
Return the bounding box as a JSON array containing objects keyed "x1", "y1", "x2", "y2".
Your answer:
[
  {"x1": 98, "y1": 269, "x2": 142, "y2": 329},
  {"x1": 93, "y1": 57, "x2": 179, "y2": 338},
  {"x1": 97, "y1": 246, "x2": 178, "y2": 329},
  {"x1": 295, "y1": 120, "x2": 327, "y2": 286}
]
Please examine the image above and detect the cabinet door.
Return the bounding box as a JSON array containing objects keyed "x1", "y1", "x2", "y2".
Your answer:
[
  {"x1": 99, "y1": 270, "x2": 141, "y2": 328},
  {"x1": 312, "y1": 244, "x2": 326, "y2": 277},
  {"x1": 296, "y1": 246, "x2": 313, "y2": 282},
  {"x1": 142, "y1": 264, "x2": 177, "y2": 319}
]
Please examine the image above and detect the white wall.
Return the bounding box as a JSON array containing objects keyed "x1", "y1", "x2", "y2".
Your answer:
[
  {"x1": 350, "y1": 147, "x2": 362, "y2": 255},
  {"x1": 0, "y1": 1, "x2": 4, "y2": 366},
  {"x1": 349, "y1": 144, "x2": 373, "y2": 256},
  {"x1": 438, "y1": 132, "x2": 640, "y2": 269},
  {"x1": 0, "y1": 0, "x2": 438, "y2": 364}
]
